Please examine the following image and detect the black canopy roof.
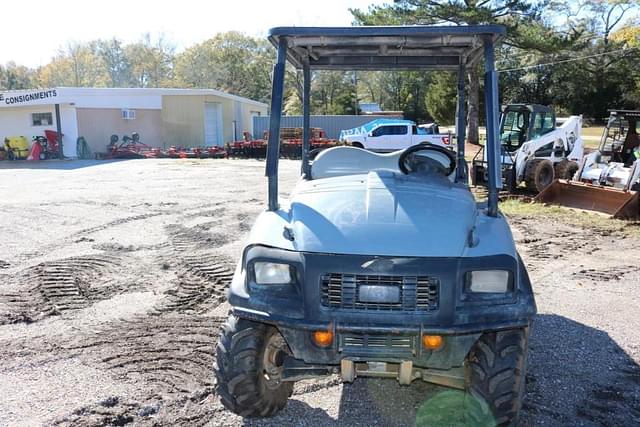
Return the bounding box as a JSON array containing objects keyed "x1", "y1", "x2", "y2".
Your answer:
[
  {"x1": 609, "y1": 109, "x2": 640, "y2": 119},
  {"x1": 268, "y1": 25, "x2": 506, "y2": 71}
]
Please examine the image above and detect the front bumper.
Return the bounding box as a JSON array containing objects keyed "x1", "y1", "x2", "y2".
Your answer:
[{"x1": 229, "y1": 248, "x2": 536, "y2": 369}]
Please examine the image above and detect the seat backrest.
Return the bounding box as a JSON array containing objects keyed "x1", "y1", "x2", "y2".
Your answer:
[{"x1": 311, "y1": 146, "x2": 401, "y2": 179}]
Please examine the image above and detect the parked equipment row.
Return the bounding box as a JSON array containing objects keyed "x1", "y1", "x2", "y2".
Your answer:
[{"x1": 0, "y1": 130, "x2": 61, "y2": 161}]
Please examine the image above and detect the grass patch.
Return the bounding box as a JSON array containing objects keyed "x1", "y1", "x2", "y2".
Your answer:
[
  {"x1": 499, "y1": 198, "x2": 640, "y2": 238},
  {"x1": 581, "y1": 126, "x2": 605, "y2": 138}
]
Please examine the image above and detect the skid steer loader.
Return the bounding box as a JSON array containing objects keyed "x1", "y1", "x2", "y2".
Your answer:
[
  {"x1": 471, "y1": 104, "x2": 583, "y2": 192},
  {"x1": 214, "y1": 25, "x2": 536, "y2": 426},
  {"x1": 536, "y1": 110, "x2": 640, "y2": 219}
]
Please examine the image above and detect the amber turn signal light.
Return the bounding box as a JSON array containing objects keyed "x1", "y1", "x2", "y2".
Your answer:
[
  {"x1": 312, "y1": 330, "x2": 334, "y2": 347},
  {"x1": 422, "y1": 334, "x2": 443, "y2": 350}
]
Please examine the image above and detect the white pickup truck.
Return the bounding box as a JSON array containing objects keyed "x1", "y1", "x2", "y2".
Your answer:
[{"x1": 339, "y1": 119, "x2": 451, "y2": 152}]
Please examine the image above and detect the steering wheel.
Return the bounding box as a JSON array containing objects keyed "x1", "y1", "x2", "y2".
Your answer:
[{"x1": 398, "y1": 143, "x2": 456, "y2": 176}]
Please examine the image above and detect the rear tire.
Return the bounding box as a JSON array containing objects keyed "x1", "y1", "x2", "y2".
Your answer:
[
  {"x1": 506, "y1": 166, "x2": 517, "y2": 193},
  {"x1": 215, "y1": 315, "x2": 293, "y2": 417},
  {"x1": 554, "y1": 160, "x2": 579, "y2": 181},
  {"x1": 351, "y1": 142, "x2": 364, "y2": 149},
  {"x1": 524, "y1": 159, "x2": 554, "y2": 192},
  {"x1": 466, "y1": 328, "x2": 529, "y2": 427}
]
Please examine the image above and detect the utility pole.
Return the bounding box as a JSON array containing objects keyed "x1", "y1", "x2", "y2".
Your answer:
[{"x1": 354, "y1": 71, "x2": 358, "y2": 115}]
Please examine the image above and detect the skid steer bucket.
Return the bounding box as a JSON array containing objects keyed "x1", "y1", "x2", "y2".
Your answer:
[{"x1": 534, "y1": 179, "x2": 640, "y2": 219}]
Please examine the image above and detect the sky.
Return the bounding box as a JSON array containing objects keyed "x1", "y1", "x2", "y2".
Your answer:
[{"x1": 0, "y1": 0, "x2": 387, "y2": 68}]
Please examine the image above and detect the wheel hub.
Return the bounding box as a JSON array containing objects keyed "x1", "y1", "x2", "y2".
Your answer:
[{"x1": 262, "y1": 333, "x2": 288, "y2": 389}]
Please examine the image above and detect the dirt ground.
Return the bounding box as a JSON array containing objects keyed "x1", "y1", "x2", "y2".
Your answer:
[{"x1": 0, "y1": 159, "x2": 638, "y2": 427}]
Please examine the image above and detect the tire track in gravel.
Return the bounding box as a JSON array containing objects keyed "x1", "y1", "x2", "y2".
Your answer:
[
  {"x1": 571, "y1": 265, "x2": 637, "y2": 282},
  {"x1": 54, "y1": 314, "x2": 226, "y2": 426},
  {"x1": 72, "y1": 212, "x2": 164, "y2": 237},
  {"x1": 165, "y1": 223, "x2": 232, "y2": 251},
  {"x1": 0, "y1": 255, "x2": 127, "y2": 324},
  {"x1": 152, "y1": 223, "x2": 236, "y2": 315}
]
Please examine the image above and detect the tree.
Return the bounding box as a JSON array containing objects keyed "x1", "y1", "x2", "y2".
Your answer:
[
  {"x1": 351, "y1": 0, "x2": 565, "y2": 143},
  {"x1": 547, "y1": 0, "x2": 640, "y2": 118},
  {"x1": 174, "y1": 32, "x2": 273, "y2": 102},
  {"x1": 425, "y1": 72, "x2": 457, "y2": 124},
  {"x1": 95, "y1": 38, "x2": 133, "y2": 87},
  {"x1": 37, "y1": 41, "x2": 107, "y2": 87},
  {"x1": 312, "y1": 71, "x2": 358, "y2": 115},
  {"x1": 354, "y1": 71, "x2": 433, "y2": 121},
  {"x1": 0, "y1": 62, "x2": 35, "y2": 89},
  {"x1": 126, "y1": 34, "x2": 175, "y2": 88}
]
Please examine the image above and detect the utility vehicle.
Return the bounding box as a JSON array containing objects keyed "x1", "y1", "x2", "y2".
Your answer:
[
  {"x1": 536, "y1": 109, "x2": 640, "y2": 219},
  {"x1": 215, "y1": 26, "x2": 536, "y2": 426},
  {"x1": 339, "y1": 118, "x2": 451, "y2": 151},
  {"x1": 472, "y1": 104, "x2": 583, "y2": 192}
]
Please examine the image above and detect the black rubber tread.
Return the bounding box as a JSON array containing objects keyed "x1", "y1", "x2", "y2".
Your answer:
[
  {"x1": 554, "y1": 160, "x2": 580, "y2": 180},
  {"x1": 215, "y1": 315, "x2": 293, "y2": 417},
  {"x1": 466, "y1": 328, "x2": 529, "y2": 427},
  {"x1": 351, "y1": 142, "x2": 364, "y2": 149},
  {"x1": 524, "y1": 159, "x2": 554, "y2": 192}
]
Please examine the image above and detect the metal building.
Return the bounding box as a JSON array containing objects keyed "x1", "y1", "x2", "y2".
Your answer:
[
  {"x1": 252, "y1": 114, "x2": 402, "y2": 140},
  {"x1": 0, "y1": 87, "x2": 267, "y2": 157}
]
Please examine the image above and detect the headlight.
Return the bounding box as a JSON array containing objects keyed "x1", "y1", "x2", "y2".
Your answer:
[
  {"x1": 253, "y1": 262, "x2": 293, "y2": 285},
  {"x1": 466, "y1": 270, "x2": 511, "y2": 293}
]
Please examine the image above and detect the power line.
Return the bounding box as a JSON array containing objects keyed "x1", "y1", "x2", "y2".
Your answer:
[{"x1": 497, "y1": 46, "x2": 637, "y2": 72}]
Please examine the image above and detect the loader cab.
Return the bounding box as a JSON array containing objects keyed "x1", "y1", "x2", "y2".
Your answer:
[
  {"x1": 500, "y1": 104, "x2": 555, "y2": 152},
  {"x1": 600, "y1": 110, "x2": 640, "y2": 165}
]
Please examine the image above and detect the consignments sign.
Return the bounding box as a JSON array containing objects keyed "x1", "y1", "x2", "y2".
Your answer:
[{"x1": 0, "y1": 89, "x2": 58, "y2": 106}]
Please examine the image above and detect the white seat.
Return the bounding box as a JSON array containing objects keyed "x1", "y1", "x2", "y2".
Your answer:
[{"x1": 310, "y1": 146, "x2": 402, "y2": 179}]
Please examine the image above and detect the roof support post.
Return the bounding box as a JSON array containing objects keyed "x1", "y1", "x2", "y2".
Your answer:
[
  {"x1": 55, "y1": 103, "x2": 64, "y2": 159},
  {"x1": 455, "y1": 62, "x2": 467, "y2": 183},
  {"x1": 266, "y1": 37, "x2": 288, "y2": 211},
  {"x1": 301, "y1": 61, "x2": 311, "y2": 177},
  {"x1": 483, "y1": 36, "x2": 501, "y2": 217}
]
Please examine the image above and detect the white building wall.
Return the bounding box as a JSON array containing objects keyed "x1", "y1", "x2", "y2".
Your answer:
[
  {"x1": 60, "y1": 105, "x2": 79, "y2": 158},
  {"x1": 0, "y1": 105, "x2": 55, "y2": 138},
  {"x1": 70, "y1": 92, "x2": 162, "y2": 110},
  {"x1": 0, "y1": 104, "x2": 78, "y2": 158}
]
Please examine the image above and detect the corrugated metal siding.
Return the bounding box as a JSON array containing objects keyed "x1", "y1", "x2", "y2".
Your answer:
[{"x1": 252, "y1": 115, "x2": 403, "y2": 140}]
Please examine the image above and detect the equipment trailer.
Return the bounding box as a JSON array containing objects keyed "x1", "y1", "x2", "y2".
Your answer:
[{"x1": 215, "y1": 26, "x2": 536, "y2": 426}]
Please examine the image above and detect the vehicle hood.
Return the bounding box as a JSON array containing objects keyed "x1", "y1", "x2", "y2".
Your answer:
[{"x1": 250, "y1": 171, "x2": 479, "y2": 257}]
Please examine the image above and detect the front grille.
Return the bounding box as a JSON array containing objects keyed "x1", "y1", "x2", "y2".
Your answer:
[
  {"x1": 340, "y1": 333, "x2": 415, "y2": 355},
  {"x1": 320, "y1": 273, "x2": 439, "y2": 312}
]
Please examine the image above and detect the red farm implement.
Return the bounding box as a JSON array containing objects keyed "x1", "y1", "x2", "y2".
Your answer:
[{"x1": 106, "y1": 133, "x2": 161, "y2": 159}]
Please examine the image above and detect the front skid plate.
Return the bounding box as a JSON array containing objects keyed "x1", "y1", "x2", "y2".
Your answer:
[{"x1": 281, "y1": 356, "x2": 466, "y2": 388}]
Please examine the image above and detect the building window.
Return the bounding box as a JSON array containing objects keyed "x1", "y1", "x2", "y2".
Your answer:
[
  {"x1": 32, "y1": 112, "x2": 52, "y2": 126},
  {"x1": 122, "y1": 109, "x2": 136, "y2": 120}
]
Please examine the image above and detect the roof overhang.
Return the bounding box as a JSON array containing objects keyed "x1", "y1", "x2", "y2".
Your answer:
[
  {"x1": 609, "y1": 109, "x2": 640, "y2": 120},
  {"x1": 268, "y1": 25, "x2": 505, "y2": 71}
]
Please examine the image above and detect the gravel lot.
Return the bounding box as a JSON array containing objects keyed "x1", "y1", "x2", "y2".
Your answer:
[{"x1": 0, "y1": 158, "x2": 638, "y2": 426}]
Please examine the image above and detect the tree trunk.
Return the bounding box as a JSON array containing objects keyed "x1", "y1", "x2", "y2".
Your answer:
[{"x1": 467, "y1": 65, "x2": 480, "y2": 145}]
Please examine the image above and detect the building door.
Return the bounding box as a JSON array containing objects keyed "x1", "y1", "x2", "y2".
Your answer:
[
  {"x1": 204, "y1": 102, "x2": 223, "y2": 146},
  {"x1": 250, "y1": 111, "x2": 261, "y2": 138}
]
